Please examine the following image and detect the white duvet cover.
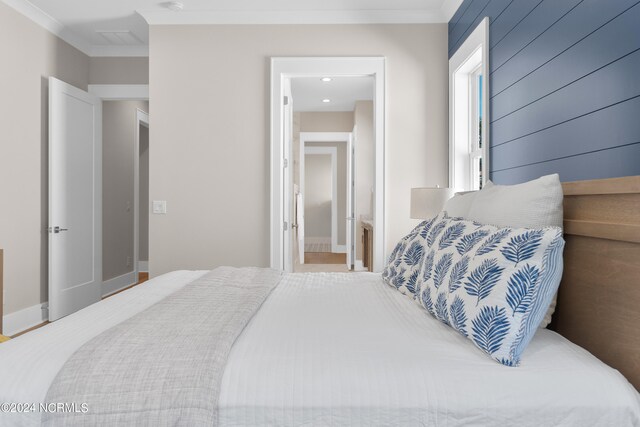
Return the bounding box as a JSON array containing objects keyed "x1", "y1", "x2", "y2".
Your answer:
[{"x1": 0, "y1": 270, "x2": 638, "y2": 426}]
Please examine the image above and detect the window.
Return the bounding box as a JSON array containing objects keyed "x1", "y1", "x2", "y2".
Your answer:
[
  {"x1": 449, "y1": 18, "x2": 489, "y2": 192},
  {"x1": 470, "y1": 67, "x2": 483, "y2": 190}
]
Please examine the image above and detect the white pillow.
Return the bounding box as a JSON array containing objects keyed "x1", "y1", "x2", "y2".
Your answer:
[
  {"x1": 467, "y1": 174, "x2": 563, "y2": 229},
  {"x1": 443, "y1": 181, "x2": 493, "y2": 219},
  {"x1": 464, "y1": 174, "x2": 564, "y2": 327},
  {"x1": 443, "y1": 191, "x2": 477, "y2": 218}
]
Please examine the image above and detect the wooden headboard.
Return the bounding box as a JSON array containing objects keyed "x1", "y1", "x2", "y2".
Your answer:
[
  {"x1": 551, "y1": 176, "x2": 640, "y2": 390},
  {"x1": 0, "y1": 249, "x2": 3, "y2": 334}
]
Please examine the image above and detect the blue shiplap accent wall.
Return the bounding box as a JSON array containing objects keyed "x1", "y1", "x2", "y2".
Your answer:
[{"x1": 448, "y1": 0, "x2": 640, "y2": 184}]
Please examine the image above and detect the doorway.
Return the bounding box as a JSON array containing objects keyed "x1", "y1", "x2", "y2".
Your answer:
[
  {"x1": 135, "y1": 110, "x2": 150, "y2": 281},
  {"x1": 298, "y1": 132, "x2": 353, "y2": 271},
  {"x1": 270, "y1": 57, "x2": 385, "y2": 273},
  {"x1": 88, "y1": 84, "x2": 150, "y2": 296}
]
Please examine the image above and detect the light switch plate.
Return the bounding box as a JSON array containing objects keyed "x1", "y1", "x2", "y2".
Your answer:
[{"x1": 152, "y1": 200, "x2": 167, "y2": 214}]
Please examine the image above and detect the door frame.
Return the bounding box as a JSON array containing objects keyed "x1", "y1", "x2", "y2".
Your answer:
[
  {"x1": 300, "y1": 132, "x2": 353, "y2": 264},
  {"x1": 302, "y1": 145, "x2": 338, "y2": 256},
  {"x1": 270, "y1": 57, "x2": 386, "y2": 272},
  {"x1": 87, "y1": 84, "x2": 149, "y2": 291}
]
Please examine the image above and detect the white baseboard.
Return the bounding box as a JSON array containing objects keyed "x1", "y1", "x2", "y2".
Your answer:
[
  {"x1": 354, "y1": 260, "x2": 367, "y2": 271},
  {"x1": 138, "y1": 261, "x2": 149, "y2": 272},
  {"x1": 102, "y1": 271, "x2": 137, "y2": 298},
  {"x1": 2, "y1": 272, "x2": 138, "y2": 336},
  {"x1": 3, "y1": 302, "x2": 49, "y2": 337},
  {"x1": 334, "y1": 245, "x2": 347, "y2": 254}
]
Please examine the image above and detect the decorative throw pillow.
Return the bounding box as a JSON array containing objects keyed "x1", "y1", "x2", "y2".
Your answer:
[
  {"x1": 417, "y1": 212, "x2": 564, "y2": 366},
  {"x1": 382, "y1": 216, "x2": 443, "y2": 299}
]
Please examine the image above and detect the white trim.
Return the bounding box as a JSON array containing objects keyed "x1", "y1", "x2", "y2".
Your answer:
[
  {"x1": 353, "y1": 260, "x2": 367, "y2": 272},
  {"x1": 134, "y1": 109, "x2": 150, "y2": 281},
  {"x1": 88, "y1": 85, "x2": 149, "y2": 101},
  {"x1": 1, "y1": 0, "x2": 148, "y2": 57},
  {"x1": 101, "y1": 271, "x2": 137, "y2": 298},
  {"x1": 303, "y1": 146, "x2": 339, "y2": 253},
  {"x1": 1, "y1": 0, "x2": 91, "y2": 54},
  {"x1": 2, "y1": 302, "x2": 48, "y2": 337},
  {"x1": 139, "y1": 9, "x2": 447, "y2": 25},
  {"x1": 441, "y1": 0, "x2": 465, "y2": 22},
  {"x1": 449, "y1": 17, "x2": 490, "y2": 191},
  {"x1": 138, "y1": 261, "x2": 149, "y2": 272},
  {"x1": 271, "y1": 57, "x2": 386, "y2": 273}
]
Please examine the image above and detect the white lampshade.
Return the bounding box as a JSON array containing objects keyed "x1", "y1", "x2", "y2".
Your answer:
[{"x1": 410, "y1": 187, "x2": 456, "y2": 219}]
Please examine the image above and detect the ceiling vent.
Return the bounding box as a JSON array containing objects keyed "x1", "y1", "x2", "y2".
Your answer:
[{"x1": 96, "y1": 30, "x2": 143, "y2": 45}]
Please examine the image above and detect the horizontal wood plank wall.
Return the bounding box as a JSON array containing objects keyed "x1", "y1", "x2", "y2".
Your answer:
[{"x1": 449, "y1": 0, "x2": 640, "y2": 184}]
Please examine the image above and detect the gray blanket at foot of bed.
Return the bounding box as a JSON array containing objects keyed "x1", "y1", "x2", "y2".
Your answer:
[{"x1": 43, "y1": 267, "x2": 282, "y2": 427}]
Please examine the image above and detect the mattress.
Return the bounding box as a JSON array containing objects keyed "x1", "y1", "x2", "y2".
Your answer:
[{"x1": 1, "y1": 271, "x2": 639, "y2": 426}]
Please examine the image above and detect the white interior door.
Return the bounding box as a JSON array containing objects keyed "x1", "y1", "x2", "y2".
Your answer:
[
  {"x1": 48, "y1": 77, "x2": 102, "y2": 321},
  {"x1": 282, "y1": 79, "x2": 293, "y2": 272},
  {"x1": 346, "y1": 132, "x2": 355, "y2": 269}
]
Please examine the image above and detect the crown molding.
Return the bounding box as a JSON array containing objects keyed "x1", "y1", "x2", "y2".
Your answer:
[
  {"x1": 2, "y1": 0, "x2": 91, "y2": 54},
  {"x1": 440, "y1": 0, "x2": 464, "y2": 22},
  {"x1": 2, "y1": 0, "x2": 149, "y2": 57},
  {"x1": 3, "y1": 0, "x2": 459, "y2": 58},
  {"x1": 138, "y1": 9, "x2": 448, "y2": 25}
]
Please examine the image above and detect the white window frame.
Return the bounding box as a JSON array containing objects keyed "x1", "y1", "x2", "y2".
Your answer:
[{"x1": 449, "y1": 17, "x2": 490, "y2": 191}]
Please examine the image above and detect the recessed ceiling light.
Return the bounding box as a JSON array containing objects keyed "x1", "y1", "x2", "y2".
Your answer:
[
  {"x1": 165, "y1": 1, "x2": 184, "y2": 11},
  {"x1": 321, "y1": 77, "x2": 332, "y2": 82},
  {"x1": 322, "y1": 99, "x2": 331, "y2": 103}
]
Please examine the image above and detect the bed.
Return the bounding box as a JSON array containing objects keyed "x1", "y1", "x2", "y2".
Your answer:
[{"x1": 0, "y1": 176, "x2": 639, "y2": 426}]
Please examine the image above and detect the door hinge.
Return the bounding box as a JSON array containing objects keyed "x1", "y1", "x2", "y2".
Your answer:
[
  {"x1": 283, "y1": 221, "x2": 289, "y2": 231},
  {"x1": 284, "y1": 96, "x2": 289, "y2": 106},
  {"x1": 283, "y1": 158, "x2": 288, "y2": 168}
]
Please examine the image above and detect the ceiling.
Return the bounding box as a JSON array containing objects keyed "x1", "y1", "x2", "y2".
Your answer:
[
  {"x1": 291, "y1": 76, "x2": 373, "y2": 112},
  {"x1": 2, "y1": 0, "x2": 462, "y2": 57}
]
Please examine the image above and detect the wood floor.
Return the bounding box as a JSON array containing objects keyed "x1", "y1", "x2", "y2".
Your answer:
[
  {"x1": 304, "y1": 252, "x2": 347, "y2": 264},
  {"x1": 8, "y1": 272, "x2": 149, "y2": 339}
]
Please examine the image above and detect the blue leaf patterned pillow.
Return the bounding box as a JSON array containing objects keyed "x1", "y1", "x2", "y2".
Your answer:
[
  {"x1": 417, "y1": 213, "x2": 564, "y2": 366},
  {"x1": 382, "y1": 216, "x2": 441, "y2": 299}
]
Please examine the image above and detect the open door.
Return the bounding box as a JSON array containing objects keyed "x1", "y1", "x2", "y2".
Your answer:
[
  {"x1": 48, "y1": 77, "x2": 102, "y2": 321},
  {"x1": 282, "y1": 79, "x2": 293, "y2": 272},
  {"x1": 346, "y1": 128, "x2": 356, "y2": 270}
]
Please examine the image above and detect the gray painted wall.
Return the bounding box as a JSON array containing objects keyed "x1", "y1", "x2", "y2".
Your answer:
[
  {"x1": 139, "y1": 125, "x2": 149, "y2": 263},
  {"x1": 304, "y1": 154, "x2": 332, "y2": 239},
  {"x1": 89, "y1": 57, "x2": 149, "y2": 85},
  {"x1": 0, "y1": 2, "x2": 89, "y2": 316},
  {"x1": 148, "y1": 24, "x2": 449, "y2": 276}
]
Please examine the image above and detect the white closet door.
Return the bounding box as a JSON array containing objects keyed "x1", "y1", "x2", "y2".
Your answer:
[{"x1": 48, "y1": 77, "x2": 102, "y2": 321}]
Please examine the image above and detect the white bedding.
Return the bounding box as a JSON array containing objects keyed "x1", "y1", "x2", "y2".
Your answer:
[{"x1": 1, "y1": 270, "x2": 639, "y2": 426}]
